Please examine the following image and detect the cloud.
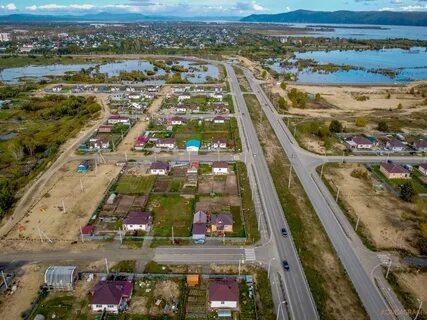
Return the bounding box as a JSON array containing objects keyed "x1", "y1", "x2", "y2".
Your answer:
[
  {"x1": 0, "y1": 3, "x2": 16, "y2": 11},
  {"x1": 26, "y1": 3, "x2": 95, "y2": 11},
  {"x1": 235, "y1": 1, "x2": 267, "y2": 13}
]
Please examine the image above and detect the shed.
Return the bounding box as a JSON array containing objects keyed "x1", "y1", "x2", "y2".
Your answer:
[
  {"x1": 187, "y1": 275, "x2": 200, "y2": 287},
  {"x1": 186, "y1": 139, "x2": 201, "y2": 152},
  {"x1": 44, "y1": 266, "x2": 77, "y2": 291},
  {"x1": 107, "y1": 193, "x2": 117, "y2": 205}
]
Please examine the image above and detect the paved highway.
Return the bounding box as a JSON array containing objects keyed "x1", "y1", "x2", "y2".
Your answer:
[
  {"x1": 226, "y1": 63, "x2": 319, "y2": 320},
  {"x1": 243, "y1": 67, "x2": 409, "y2": 320}
]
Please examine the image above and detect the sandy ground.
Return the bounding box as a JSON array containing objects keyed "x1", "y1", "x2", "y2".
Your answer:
[
  {"x1": 324, "y1": 164, "x2": 418, "y2": 253},
  {"x1": 6, "y1": 161, "x2": 121, "y2": 242},
  {"x1": 0, "y1": 264, "x2": 44, "y2": 320},
  {"x1": 396, "y1": 271, "x2": 427, "y2": 315},
  {"x1": 116, "y1": 87, "x2": 166, "y2": 152}
]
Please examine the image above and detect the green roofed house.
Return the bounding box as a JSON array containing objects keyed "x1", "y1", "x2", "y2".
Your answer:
[{"x1": 186, "y1": 139, "x2": 201, "y2": 152}]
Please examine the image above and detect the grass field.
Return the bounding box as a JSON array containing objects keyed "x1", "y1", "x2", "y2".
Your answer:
[
  {"x1": 148, "y1": 195, "x2": 194, "y2": 237},
  {"x1": 31, "y1": 295, "x2": 89, "y2": 320},
  {"x1": 115, "y1": 175, "x2": 156, "y2": 194}
]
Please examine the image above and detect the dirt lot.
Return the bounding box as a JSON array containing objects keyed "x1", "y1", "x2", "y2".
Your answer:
[
  {"x1": 198, "y1": 174, "x2": 238, "y2": 195},
  {"x1": 396, "y1": 271, "x2": 427, "y2": 316},
  {"x1": 0, "y1": 264, "x2": 44, "y2": 320},
  {"x1": 196, "y1": 195, "x2": 240, "y2": 213},
  {"x1": 324, "y1": 163, "x2": 419, "y2": 253},
  {"x1": 7, "y1": 161, "x2": 121, "y2": 242}
]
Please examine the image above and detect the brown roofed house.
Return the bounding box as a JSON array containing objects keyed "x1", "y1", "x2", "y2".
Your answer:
[{"x1": 208, "y1": 278, "x2": 239, "y2": 310}]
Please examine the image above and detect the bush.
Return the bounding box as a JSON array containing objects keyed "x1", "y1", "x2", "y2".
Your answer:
[
  {"x1": 351, "y1": 168, "x2": 368, "y2": 179},
  {"x1": 355, "y1": 117, "x2": 368, "y2": 127},
  {"x1": 329, "y1": 120, "x2": 343, "y2": 133},
  {"x1": 287, "y1": 88, "x2": 307, "y2": 108},
  {"x1": 280, "y1": 81, "x2": 287, "y2": 90},
  {"x1": 400, "y1": 182, "x2": 416, "y2": 202},
  {"x1": 377, "y1": 121, "x2": 389, "y2": 132},
  {"x1": 354, "y1": 95, "x2": 369, "y2": 101}
]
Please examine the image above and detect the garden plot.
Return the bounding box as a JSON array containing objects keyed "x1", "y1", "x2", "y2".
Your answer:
[
  {"x1": 198, "y1": 173, "x2": 238, "y2": 195},
  {"x1": 185, "y1": 283, "x2": 207, "y2": 319}
]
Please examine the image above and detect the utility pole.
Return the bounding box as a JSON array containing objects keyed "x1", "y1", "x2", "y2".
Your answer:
[
  {"x1": 1, "y1": 271, "x2": 8, "y2": 289},
  {"x1": 118, "y1": 229, "x2": 123, "y2": 245},
  {"x1": 80, "y1": 226, "x2": 84, "y2": 243},
  {"x1": 386, "y1": 259, "x2": 392, "y2": 279},
  {"x1": 288, "y1": 164, "x2": 292, "y2": 188},
  {"x1": 171, "y1": 226, "x2": 175, "y2": 245},
  {"x1": 355, "y1": 215, "x2": 360, "y2": 232},
  {"x1": 320, "y1": 162, "x2": 325, "y2": 178},
  {"x1": 80, "y1": 178, "x2": 84, "y2": 192},
  {"x1": 335, "y1": 187, "x2": 340, "y2": 203},
  {"x1": 105, "y1": 258, "x2": 109, "y2": 274},
  {"x1": 61, "y1": 199, "x2": 66, "y2": 213},
  {"x1": 37, "y1": 227, "x2": 44, "y2": 243}
]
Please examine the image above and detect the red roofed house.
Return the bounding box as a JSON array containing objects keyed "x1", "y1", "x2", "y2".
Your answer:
[
  {"x1": 345, "y1": 136, "x2": 375, "y2": 150},
  {"x1": 123, "y1": 212, "x2": 152, "y2": 231},
  {"x1": 91, "y1": 280, "x2": 133, "y2": 314},
  {"x1": 212, "y1": 161, "x2": 229, "y2": 175},
  {"x1": 98, "y1": 125, "x2": 113, "y2": 133},
  {"x1": 380, "y1": 163, "x2": 410, "y2": 180},
  {"x1": 419, "y1": 163, "x2": 427, "y2": 176},
  {"x1": 208, "y1": 279, "x2": 239, "y2": 310},
  {"x1": 150, "y1": 161, "x2": 170, "y2": 175},
  {"x1": 211, "y1": 213, "x2": 233, "y2": 233},
  {"x1": 134, "y1": 136, "x2": 149, "y2": 151}
]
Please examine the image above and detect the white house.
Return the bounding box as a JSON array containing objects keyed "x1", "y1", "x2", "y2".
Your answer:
[
  {"x1": 210, "y1": 93, "x2": 224, "y2": 101},
  {"x1": 213, "y1": 116, "x2": 226, "y2": 124},
  {"x1": 172, "y1": 86, "x2": 186, "y2": 94},
  {"x1": 386, "y1": 139, "x2": 406, "y2": 152},
  {"x1": 90, "y1": 138, "x2": 110, "y2": 150},
  {"x1": 212, "y1": 138, "x2": 227, "y2": 149},
  {"x1": 156, "y1": 138, "x2": 176, "y2": 149},
  {"x1": 123, "y1": 212, "x2": 152, "y2": 231},
  {"x1": 208, "y1": 279, "x2": 239, "y2": 310},
  {"x1": 150, "y1": 162, "x2": 169, "y2": 175},
  {"x1": 176, "y1": 104, "x2": 187, "y2": 113},
  {"x1": 170, "y1": 116, "x2": 187, "y2": 125},
  {"x1": 91, "y1": 281, "x2": 133, "y2": 314},
  {"x1": 419, "y1": 163, "x2": 427, "y2": 176},
  {"x1": 212, "y1": 161, "x2": 228, "y2": 175},
  {"x1": 107, "y1": 116, "x2": 131, "y2": 125},
  {"x1": 178, "y1": 93, "x2": 191, "y2": 102},
  {"x1": 345, "y1": 136, "x2": 375, "y2": 150}
]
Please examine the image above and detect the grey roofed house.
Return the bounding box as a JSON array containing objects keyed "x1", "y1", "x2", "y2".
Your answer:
[
  {"x1": 124, "y1": 212, "x2": 152, "y2": 225},
  {"x1": 211, "y1": 214, "x2": 233, "y2": 229},
  {"x1": 192, "y1": 223, "x2": 207, "y2": 239},
  {"x1": 193, "y1": 210, "x2": 207, "y2": 224},
  {"x1": 150, "y1": 161, "x2": 170, "y2": 170},
  {"x1": 44, "y1": 266, "x2": 77, "y2": 291}
]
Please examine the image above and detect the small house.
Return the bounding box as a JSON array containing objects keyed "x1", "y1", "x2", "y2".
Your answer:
[
  {"x1": 192, "y1": 223, "x2": 207, "y2": 241},
  {"x1": 150, "y1": 162, "x2": 169, "y2": 175},
  {"x1": 77, "y1": 161, "x2": 90, "y2": 172},
  {"x1": 91, "y1": 280, "x2": 133, "y2": 314},
  {"x1": 156, "y1": 138, "x2": 176, "y2": 149},
  {"x1": 211, "y1": 214, "x2": 233, "y2": 233},
  {"x1": 212, "y1": 161, "x2": 229, "y2": 175},
  {"x1": 107, "y1": 115, "x2": 130, "y2": 125},
  {"x1": 44, "y1": 266, "x2": 78, "y2": 291},
  {"x1": 380, "y1": 163, "x2": 410, "y2": 180},
  {"x1": 176, "y1": 104, "x2": 187, "y2": 114},
  {"x1": 187, "y1": 275, "x2": 200, "y2": 287},
  {"x1": 178, "y1": 93, "x2": 191, "y2": 102},
  {"x1": 123, "y1": 212, "x2": 152, "y2": 231},
  {"x1": 98, "y1": 125, "x2": 113, "y2": 133},
  {"x1": 193, "y1": 211, "x2": 207, "y2": 224},
  {"x1": 419, "y1": 163, "x2": 427, "y2": 176},
  {"x1": 414, "y1": 140, "x2": 427, "y2": 152},
  {"x1": 210, "y1": 92, "x2": 224, "y2": 101},
  {"x1": 186, "y1": 139, "x2": 201, "y2": 152},
  {"x1": 386, "y1": 139, "x2": 405, "y2": 152},
  {"x1": 345, "y1": 136, "x2": 375, "y2": 150},
  {"x1": 212, "y1": 138, "x2": 228, "y2": 149},
  {"x1": 208, "y1": 279, "x2": 239, "y2": 310},
  {"x1": 135, "y1": 136, "x2": 148, "y2": 150},
  {"x1": 106, "y1": 193, "x2": 117, "y2": 205},
  {"x1": 187, "y1": 161, "x2": 199, "y2": 174},
  {"x1": 170, "y1": 116, "x2": 187, "y2": 126},
  {"x1": 213, "y1": 116, "x2": 226, "y2": 124}
]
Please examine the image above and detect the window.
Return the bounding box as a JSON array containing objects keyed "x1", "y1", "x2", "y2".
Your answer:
[
  {"x1": 221, "y1": 301, "x2": 225, "y2": 304},
  {"x1": 96, "y1": 304, "x2": 102, "y2": 308},
  {"x1": 107, "y1": 304, "x2": 115, "y2": 308}
]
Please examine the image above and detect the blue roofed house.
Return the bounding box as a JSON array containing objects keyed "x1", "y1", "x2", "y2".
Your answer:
[{"x1": 186, "y1": 139, "x2": 201, "y2": 152}]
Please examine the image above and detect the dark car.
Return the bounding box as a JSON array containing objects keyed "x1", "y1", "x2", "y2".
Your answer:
[
  {"x1": 282, "y1": 260, "x2": 290, "y2": 271},
  {"x1": 281, "y1": 228, "x2": 288, "y2": 237}
]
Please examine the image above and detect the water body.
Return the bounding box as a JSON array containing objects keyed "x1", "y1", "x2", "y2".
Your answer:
[
  {"x1": 0, "y1": 60, "x2": 219, "y2": 84},
  {"x1": 0, "y1": 132, "x2": 18, "y2": 141},
  {"x1": 269, "y1": 48, "x2": 427, "y2": 84},
  {"x1": 287, "y1": 23, "x2": 427, "y2": 41}
]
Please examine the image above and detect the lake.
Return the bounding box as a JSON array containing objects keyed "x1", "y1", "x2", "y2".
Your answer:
[
  {"x1": 0, "y1": 60, "x2": 220, "y2": 84},
  {"x1": 268, "y1": 47, "x2": 427, "y2": 84},
  {"x1": 287, "y1": 23, "x2": 427, "y2": 41}
]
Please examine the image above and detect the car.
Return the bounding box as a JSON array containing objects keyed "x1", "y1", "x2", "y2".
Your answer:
[
  {"x1": 282, "y1": 260, "x2": 290, "y2": 271},
  {"x1": 281, "y1": 228, "x2": 288, "y2": 237}
]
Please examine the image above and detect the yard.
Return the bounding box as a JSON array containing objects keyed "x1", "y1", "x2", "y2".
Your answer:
[
  {"x1": 114, "y1": 175, "x2": 156, "y2": 194},
  {"x1": 147, "y1": 195, "x2": 195, "y2": 237}
]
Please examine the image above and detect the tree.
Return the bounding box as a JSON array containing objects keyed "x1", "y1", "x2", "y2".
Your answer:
[
  {"x1": 0, "y1": 180, "x2": 14, "y2": 217},
  {"x1": 278, "y1": 97, "x2": 287, "y2": 111},
  {"x1": 261, "y1": 70, "x2": 267, "y2": 79},
  {"x1": 315, "y1": 93, "x2": 321, "y2": 102},
  {"x1": 400, "y1": 182, "x2": 416, "y2": 202},
  {"x1": 397, "y1": 103, "x2": 403, "y2": 109},
  {"x1": 329, "y1": 120, "x2": 343, "y2": 133},
  {"x1": 377, "y1": 121, "x2": 389, "y2": 132},
  {"x1": 355, "y1": 117, "x2": 368, "y2": 127},
  {"x1": 280, "y1": 82, "x2": 287, "y2": 90}
]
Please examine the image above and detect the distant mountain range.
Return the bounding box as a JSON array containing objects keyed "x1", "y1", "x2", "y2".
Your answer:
[
  {"x1": 0, "y1": 12, "x2": 241, "y2": 23},
  {"x1": 241, "y1": 10, "x2": 427, "y2": 27}
]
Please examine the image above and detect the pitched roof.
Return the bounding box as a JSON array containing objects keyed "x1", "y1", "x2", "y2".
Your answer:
[
  {"x1": 213, "y1": 138, "x2": 227, "y2": 144},
  {"x1": 352, "y1": 136, "x2": 373, "y2": 145},
  {"x1": 211, "y1": 214, "x2": 233, "y2": 226},
  {"x1": 186, "y1": 139, "x2": 201, "y2": 148},
  {"x1": 124, "y1": 212, "x2": 151, "y2": 225},
  {"x1": 387, "y1": 139, "x2": 405, "y2": 148},
  {"x1": 212, "y1": 161, "x2": 228, "y2": 169},
  {"x1": 419, "y1": 163, "x2": 427, "y2": 171},
  {"x1": 193, "y1": 211, "x2": 207, "y2": 224},
  {"x1": 208, "y1": 279, "x2": 239, "y2": 302},
  {"x1": 381, "y1": 163, "x2": 409, "y2": 174},
  {"x1": 136, "y1": 136, "x2": 148, "y2": 145},
  {"x1": 192, "y1": 223, "x2": 206, "y2": 235},
  {"x1": 91, "y1": 281, "x2": 133, "y2": 305},
  {"x1": 157, "y1": 138, "x2": 176, "y2": 145},
  {"x1": 415, "y1": 140, "x2": 427, "y2": 149},
  {"x1": 150, "y1": 161, "x2": 169, "y2": 170}
]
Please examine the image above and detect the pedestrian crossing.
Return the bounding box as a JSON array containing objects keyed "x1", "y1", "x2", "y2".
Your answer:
[{"x1": 245, "y1": 248, "x2": 256, "y2": 262}]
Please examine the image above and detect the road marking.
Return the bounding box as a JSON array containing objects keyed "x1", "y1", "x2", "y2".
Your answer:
[{"x1": 245, "y1": 248, "x2": 256, "y2": 262}]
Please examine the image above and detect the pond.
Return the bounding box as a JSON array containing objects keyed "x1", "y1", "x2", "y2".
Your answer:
[
  {"x1": 0, "y1": 59, "x2": 220, "y2": 84},
  {"x1": 268, "y1": 47, "x2": 427, "y2": 84}
]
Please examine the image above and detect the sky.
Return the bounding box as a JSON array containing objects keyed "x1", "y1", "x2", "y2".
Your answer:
[{"x1": 1, "y1": 0, "x2": 427, "y2": 16}]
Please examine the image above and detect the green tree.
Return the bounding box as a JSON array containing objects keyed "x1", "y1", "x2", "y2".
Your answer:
[
  {"x1": 377, "y1": 121, "x2": 389, "y2": 132},
  {"x1": 355, "y1": 117, "x2": 368, "y2": 127},
  {"x1": 315, "y1": 93, "x2": 321, "y2": 102},
  {"x1": 0, "y1": 180, "x2": 14, "y2": 217},
  {"x1": 280, "y1": 81, "x2": 287, "y2": 90},
  {"x1": 329, "y1": 120, "x2": 343, "y2": 133},
  {"x1": 400, "y1": 182, "x2": 416, "y2": 202},
  {"x1": 278, "y1": 97, "x2": 287, "y2": 111}
]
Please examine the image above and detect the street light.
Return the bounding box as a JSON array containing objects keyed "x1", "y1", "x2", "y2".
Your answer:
[{"x1": 276, "y1": 301, "x2": 286, "y2": 320}]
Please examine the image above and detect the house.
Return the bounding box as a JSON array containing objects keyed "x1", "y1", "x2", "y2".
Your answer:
[
  {"x1": 128, "y1": 93, "x2": 141, "y2": 100},
  {"x1": 110, "y1": 92, "x2": 125, "y2": 101},
  {"x1": 210, "y1": 93, "x2": 224, "y2": 101},
  {"x1": 106, "y1": 193, "x2": 117, "y2": 205},
  {"x1": 211, "y1": 214, "x2": 233, "y2": 233},
  {"x1": 213, "y1": 116, "x2": 226, "y2": 124},
  {"x1": 419, "y1": 163, "x2": 427, "y2": 176},
  {"x1": 98, "y1": 125, "x2": 113, "y2": 133},
  {"x1": 130, "y1": 102, "x2": 145, "y2": 111},
  {"x1": 178, "y1": 93, "x2": 191, "y2": 102},
  {"x1": 212, "y1": 138, "x2": 228, "y2": 149},
  {"x1": 186, "y1": 139, "x2": 201, "y2": 152},
  {"x1": 150, "y1": 161, "x2": 169, "y2": 175},
  {"x1": 414, "y1": 140, "x2": 427, "y2": 152},
  {"x1": 91, "y1": 280, "x2": 133, "y2": 314},
  {"x1": 44, "y1": 266, "x2": 78, "y2": 291},
  {"x1": 123, "y1": 212, "x2": 152, "y2": 231},
  {"x1": 215, "y1": 86, "x2": 223, "y2": 93},
  {"x1": 194, "y1": 86, "x2": 205, "y2": 92},
  {"x1": 386, "y1": 139, "x2": 406, "y2": 152},
  {"x1": 380, "y1": 163, "x2": 410, "y2": 180},
  {"x1": 208, "y1": 279, "x2": 239, "y2": 310},
  {"x1": 52, "y1": 85, "x2": 63, "y2": 93},
  {"x1": 214, "y1": 103, "x2": 229, "y2": 114},
  {"x1": 212, "y1": 161, "x2": 229, "y2": 175},
  {"x1": 176, "y1": 104, "x2": 187, "y2": 114},
  {"x1": 135, "y1": 136, "x2": 149, "y2": 150},
  {"x1": 193, "y1": 211, "x2": 208, "y2": 224},
  {"x1": 187, "y1": 161, "x2": 200, "y2": 174},
  {"x1": 344, "y1": 136, "x2": 375, "y2": 150},
  {"x1": 107, "y1": 115, "x2": 131, "y2": 125},
  {"x1": 156, "y1": 138, "x2": 176, "y2": 149},
  {"x1": 170, "y1": 116, "x2": 187, "y2": 125},
  {"x1": 192, "y1": 223, "x2": 206, "y2": 241},
  {"x1": 172, "y1": 86, "x2": 186, "y2": 94},
  {"x1": 89, "y1": 138, "x2": 110, "y2": 150}
]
